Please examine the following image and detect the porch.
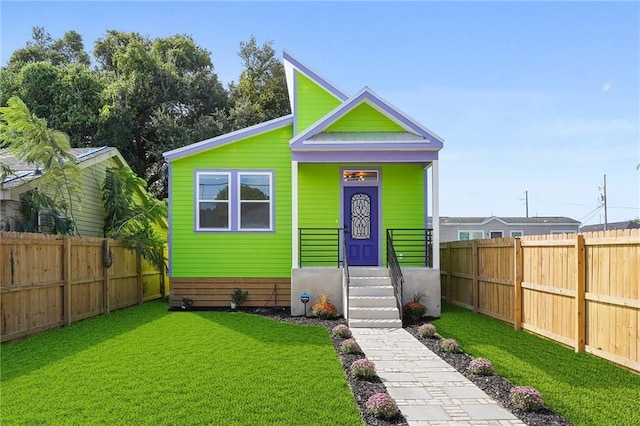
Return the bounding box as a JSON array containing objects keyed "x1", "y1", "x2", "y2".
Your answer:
[{"x1": 291, "y1": 228, "x2": 441, "y2": 326}]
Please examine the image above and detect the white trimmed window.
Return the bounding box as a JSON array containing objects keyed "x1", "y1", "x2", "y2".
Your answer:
[
  {"x1": 458, "y1": 231, "x2": 484, "y2": 241},
  {"x1": 510, "y1": 230, "x2": 523, "y2": 238},
  {"x1": 196, "y1": 171, "x2": 273, "y2": 232}
]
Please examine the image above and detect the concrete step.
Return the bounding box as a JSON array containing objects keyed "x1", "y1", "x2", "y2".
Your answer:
[
  {"x1": 350, "y1": 276, "x2": 392, "y2": 286},
  {"x1": 349, "y1": 267, "x2": 389, "y2": 278},
  {"x1": 350, "y1": 285, "x2": 395, "y2": 297},
  {"x1": 349, "y1": 295, "x2": 397, "y2": 308},
  {"x1": 348, "y1": 318, "x2": 403, "y2": 328},
  {"x1": 349, "y1": 306, "x2": 400, "y2": 320}
]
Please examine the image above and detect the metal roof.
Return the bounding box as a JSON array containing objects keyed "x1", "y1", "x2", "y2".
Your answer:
[
  {"x1": 1, "y1": 147, "x2": 110, "y2": 188},
  {"x1": 440, "y1": 216, "x2": 581, "y2": 225}
]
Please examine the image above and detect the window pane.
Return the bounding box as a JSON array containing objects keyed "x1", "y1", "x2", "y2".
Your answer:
[
  {"x1": 459, "y1": 232, "x2": 469, "y2": 241},
  {"x1": 199, "y1": 202, "x2": 228, "y2": 228},
  {"x1": 240, "y1": 202, "x2": 270, "y2": 229},
  {"x1": 240, "y1": 174, "x2": 270, "y2": 200},
  {"x1": 199, "y1": 175, "x2": 228, "y2": 200}
]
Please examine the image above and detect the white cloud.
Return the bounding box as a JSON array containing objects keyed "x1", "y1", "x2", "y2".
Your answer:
[{"x1": 602, "y1": 81, "x2": 613, "y2": 93}]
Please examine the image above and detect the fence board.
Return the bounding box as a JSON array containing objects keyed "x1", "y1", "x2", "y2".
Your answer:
[
  {"x1": 441, "y1": 229, "x2": 639, "y2": 372},
  {"x1": 1, "y1": 232, "x2": 165, "y2": 342}
]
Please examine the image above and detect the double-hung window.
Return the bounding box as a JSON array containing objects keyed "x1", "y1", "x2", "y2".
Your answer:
[
  {"x1": 196, "y1": 171, "x2": 273, "y2": 232},
  {"x1": 238, "y1": 172, "x2": 272, "y2": 230},
  {"x1": 197, "y1": 173, "x2": 230, "y2": 230}
]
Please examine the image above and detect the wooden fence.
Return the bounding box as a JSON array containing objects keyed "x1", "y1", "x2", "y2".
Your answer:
[
  {"x1": 440, "y1": 229, "x2": 639, "y2": 373},
  {"x1": 0, "y1": 232, "x2": 167, "y2": 342}
]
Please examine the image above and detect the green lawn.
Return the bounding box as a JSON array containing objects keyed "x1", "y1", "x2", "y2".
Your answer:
[
  {"x1": 1, "y1": 300, "x2": 361, "y2": 425},
  {"x1": 433, "y1": 303, "x2": 640, "y2": 426}
]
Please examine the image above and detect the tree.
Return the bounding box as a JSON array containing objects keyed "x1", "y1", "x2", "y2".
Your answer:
[
  {"x1": 102, "y1": 166, "x2": 167, "y2": 273},
  {"x1": 0, "y1": 96, "x2": 82, "y2": 233},
  {"x1": 94, "y1": 31, "x2": 229, "y2": 197},
  {"x1": 221, "y1": 36, "x2": 290, "y2": 132},
  {"x1": 1, "y1": 28, "x2": 102, "y2": 147}
]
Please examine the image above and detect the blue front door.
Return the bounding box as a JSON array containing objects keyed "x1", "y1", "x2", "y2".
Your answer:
[{"x1": 344, "y1": 187, "x2": 378, "y2": 266}]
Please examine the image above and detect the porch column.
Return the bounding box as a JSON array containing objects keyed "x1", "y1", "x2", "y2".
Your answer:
[
  {"x1": 431, "y1": 160, "x2": 440, "y2": 270},
  {"x1": 292, "y1": 160, "x2": 299, "y2": 268}
]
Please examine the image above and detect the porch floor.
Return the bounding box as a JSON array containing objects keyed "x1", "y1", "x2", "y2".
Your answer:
[{"x1": 350, "y1": 328, "x2": 524, "y2": 426}]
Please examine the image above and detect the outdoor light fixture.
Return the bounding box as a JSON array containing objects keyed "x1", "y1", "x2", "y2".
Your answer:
[{"x1": 300, "y1": 292, "x2": 310, "y2": 317}]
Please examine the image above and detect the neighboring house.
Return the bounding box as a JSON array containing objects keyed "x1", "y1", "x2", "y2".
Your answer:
[
  {"x1": 163, "y1": 52, "x2": 444, "y2": 324},
  {"x1": 439, "y1": 216, "x2": 581, "y2": 242},
  {"x1": 0, "y1": 146, "x2": 168, "y2": 238},
  {"x1": 580, "y1": 220, "x2": 640, "y2": 233}
]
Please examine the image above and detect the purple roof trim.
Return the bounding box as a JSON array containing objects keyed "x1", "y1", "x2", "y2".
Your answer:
[
  {"x1": 292, "y1": 150, "x2": 438, "y2": 163},
  {"x1": 290, "y1": 87, "x2": 444, "y2": 150},
  {"x1": 163, "y1": 114, "x2": 294, "y2": 161},
  {"x1": 283, "y1": 51, "x2": 348, "y2": 101}
]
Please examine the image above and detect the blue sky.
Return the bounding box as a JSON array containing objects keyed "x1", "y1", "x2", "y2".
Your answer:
[{"x1": 2, "y1": 1, "x2": 639, "y2": 225}]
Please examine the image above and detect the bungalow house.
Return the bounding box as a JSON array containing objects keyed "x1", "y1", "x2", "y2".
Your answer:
[
  {"x1": 439, "y1": 216, "x2": 581, "y2": 242},
  {"x1": 0, "y1": 146, "x2": 168, "y2": 238},
  {"x1": 163, "y1": 52, "x2": 444, "y2": 326}
]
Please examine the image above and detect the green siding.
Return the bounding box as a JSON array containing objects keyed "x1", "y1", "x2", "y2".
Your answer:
[
  {"x1": 325, "y1": 103, "x2": 405, "y2": 133},
  {"x1": 298, "y1": 164, "x2": 425, "y2": 265},
  {"x1": 170, "y1": 125, "x2": 293, "y2": 278},
  {"x1": 295, "y1": 72, "x2": 342, "y2": 134},
  {"x1": 298, "y1": 164, "x2": 341, "y2": 228}
]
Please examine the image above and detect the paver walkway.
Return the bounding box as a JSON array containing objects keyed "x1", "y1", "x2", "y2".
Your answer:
[{"x1": 350, "y1": 328, "x2": 526, "y2": 426}]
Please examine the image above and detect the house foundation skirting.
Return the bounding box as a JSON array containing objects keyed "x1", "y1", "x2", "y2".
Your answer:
[{"x1": 169, "y1": 277, "x2": 291, "y2": 309}]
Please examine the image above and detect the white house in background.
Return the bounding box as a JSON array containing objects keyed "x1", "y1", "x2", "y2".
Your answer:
[{"x1": 439, "y1": 216, "x2": 581, "y2": 242}]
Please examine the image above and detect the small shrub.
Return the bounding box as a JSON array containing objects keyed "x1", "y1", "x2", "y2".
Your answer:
[
  {"x1": 311, "y1": 293, "x2": 338, "y2": 319},
  {"x1": 468, "y1": 358, "x2": 494, "y2": 376},
  {"x1": 350, "y1": 358, "x2": 376, "y2": 379},
  {"x1": 416, "y1": 323, "x2": 437, "y2": 338},
  {"x1": 231, "y1": 288, "x2": 248, "y2": 306},
  {"x1": 509, "y1": 386, "x2": 544, "y2": 412},
  {"x1": 331, "y1": 324, "x2": 352, "y2": 339},
  {"x1": 441, "y1": 338, "x2": 461, "y2": 353},
  {"x1": 340, "y1": 338, "x2": 360, "y2": 354},
  {"x1": 402, "y1": 292, "x2": 427, "y2": 318},
  {"x1": 365, "y1": 392, "x2": 399, "y2": 420}
]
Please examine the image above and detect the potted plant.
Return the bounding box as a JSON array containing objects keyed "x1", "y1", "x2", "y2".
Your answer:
[
  {"x1": 231, "y1": 288, "x2": 248, "y2": 310},
  {"x1": 402, "y1": 292, "x2": 427, "y2": 321}
]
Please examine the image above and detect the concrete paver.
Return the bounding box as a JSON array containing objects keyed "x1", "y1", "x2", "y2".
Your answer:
[{"x1": 350, "y1": 328, "x2": 525, "y2": 426}]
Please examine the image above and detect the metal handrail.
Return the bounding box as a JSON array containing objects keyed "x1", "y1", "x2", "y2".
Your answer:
[
  {"x1": 387, "y1": 228, "x2": 433, "y2": 267},
  {"x1": 298, "y1": 228, "x2": 343, "y2": 267},
  {"x1": 342, "y1": 228, "x2": 350, "y2": 320},
  {"x1": 386, "y1": 229, "x2": 404, "y2": 319}
]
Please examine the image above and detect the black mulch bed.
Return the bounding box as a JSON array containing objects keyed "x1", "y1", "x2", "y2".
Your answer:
[{"x1": 207, "y1": 306, "x2": 573, "y2": 426}]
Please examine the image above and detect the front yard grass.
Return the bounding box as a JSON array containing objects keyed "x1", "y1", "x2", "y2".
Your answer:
[
  {"x1": 1, "y1": 300, "x2": 361, "y2": 425},
  {"x1": 433, "y1": 303, "x2": 640, "y2": 426}
]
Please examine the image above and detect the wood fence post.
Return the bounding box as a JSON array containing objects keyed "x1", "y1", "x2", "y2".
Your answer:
[
  {"x1": 446, "y1": 244, "x2": 452, "y2": 302},
  {"x1": 575, "y1": 234, "x2": 586, "y2": 352},
  {"x1": 472, "y1": 240, "x2": 479, "y2": 312},
  {"x1": 136, "y1": 252, "x2": 143, "y2": 305},
  {"x1": 63, "y1": 236, "x2": 72, "y2": 326},
  {"x1": 514, "y1": 237, "x2": 522, "y2": 330},
  {"x1": 103, "y1": 239, "x2": 110, "y2": 314}
]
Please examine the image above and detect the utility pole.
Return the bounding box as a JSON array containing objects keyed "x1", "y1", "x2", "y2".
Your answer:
[
  {"x1": 603, "y1": 175, "x2": 608, "y2": 231},
  {"x1": 599, "y1": 175, "x2": 608, "y2": 231},
  {"x1": 519, "y1": 191, "x2": 529, "y2": 217}
]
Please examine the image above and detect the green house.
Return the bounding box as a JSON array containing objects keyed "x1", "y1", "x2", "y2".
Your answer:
[{"x1": 163, "y1": 53, "x2": 444, "y2": 326}]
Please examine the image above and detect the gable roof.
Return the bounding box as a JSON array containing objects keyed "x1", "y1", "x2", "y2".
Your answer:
[
  {"x1": 1, "y1": 146, "x2": 124, "y2": 189},
  {"x1": 290, "y1": 87, "x2": 444, "y2": 150},
  {"x1": 283, "y1": 50, "x2": 348, "y2": 108},
  {"x1": 163, "y1": 114, "x2": 294, "y2": 162},
  {"x1": 440, "y1": 216, "x2": 581, "y2": 226}
]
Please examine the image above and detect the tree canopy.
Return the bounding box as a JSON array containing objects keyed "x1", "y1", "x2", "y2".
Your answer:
[{"x1": 1, "y1": 28, "x2": 290, "y2": 199}]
